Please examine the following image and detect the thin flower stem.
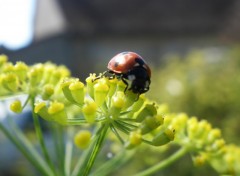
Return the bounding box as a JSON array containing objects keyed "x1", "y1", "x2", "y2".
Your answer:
[
  {"x1": 70, "y1": 125, "x2": 104, "y2": 176},
  {"x1": 22, "y1": 94, "x2": 31, "y2": 109},
  {"x1": 72, "y1": 124, "x2": 108, "y2": 176},
  {"x1": 64, "y1": 133, "x2": 73, "y2": 176},
  {"x1": 0, "y1": 119, "x2": 54, "y2": 176},
  {"x1": 113, "y1": 121, "x2": 131, "y2": 134},
  {"x1": 91, "y1": 149, "x2": 135, "y2": 176},
  {"x1": 110, "y1": 124, "x2": 124, "y2": 144},
  {"x1": 51, "y1": 124, "x2": 65, "y2": 176},
  {"x1": 116, "y1": 120, "x2": 138, "y2": 129},
  {"x1": 31, "y1": 97, "x2": 56, "y2": 175},
  {"x1": 134, "y1": 147, "x2": 189, "y2": 176},
  {"x1": 81, "y1": 124, "x2": 108, "y2": 176},
  {"x1": 67, "y1": 118, "x2": 87, "y2": 125},
  {"x1": 120, "y1": 118, "x2": 138, "y2": 122}
]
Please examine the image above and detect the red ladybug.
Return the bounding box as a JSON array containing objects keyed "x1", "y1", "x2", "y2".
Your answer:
[{"x1": 107, "y1": 51, "x2": 151, "y2": 94}]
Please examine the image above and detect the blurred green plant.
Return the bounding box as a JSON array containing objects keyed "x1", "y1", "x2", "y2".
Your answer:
[
  {"x1": 0, "y1": 54, "x2": 240, "y2": 176},
  {"x1": 149, "y1": 46, "x2": 240, "y2": 144}
]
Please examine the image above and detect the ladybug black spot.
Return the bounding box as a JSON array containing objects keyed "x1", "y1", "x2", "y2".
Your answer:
[
  {"x1": 135, "y1": 58, "x2": 145, "y2": 66},
  {"x1": 114, "y1": 62, "x2": 119, "y2": 67}
]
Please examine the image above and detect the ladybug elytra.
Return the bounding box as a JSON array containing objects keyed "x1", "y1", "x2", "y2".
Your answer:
[{"x1": 106, "y1": 51, "x2": 151, "y2": 94}]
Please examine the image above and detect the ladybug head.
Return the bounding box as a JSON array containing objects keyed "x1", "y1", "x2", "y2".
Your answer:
[{"x1": 124, "y1": 67, "x2": 151, "y2": 94}]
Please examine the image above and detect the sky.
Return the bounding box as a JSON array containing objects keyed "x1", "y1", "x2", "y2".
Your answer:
[{"x1": 0, "y1": 0, "x2": 36, "y2": 50}]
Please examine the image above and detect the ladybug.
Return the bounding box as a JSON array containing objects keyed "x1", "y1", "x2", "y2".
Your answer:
[{"x1": 106, "y1": 51, "x2": 151, "y2": 94}]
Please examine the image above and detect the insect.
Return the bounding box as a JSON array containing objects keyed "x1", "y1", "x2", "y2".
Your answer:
[{"x1": 106, "y1": 51, "x2": 151, "y2": 95}]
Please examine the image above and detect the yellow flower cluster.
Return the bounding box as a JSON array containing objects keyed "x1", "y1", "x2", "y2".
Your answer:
[
  {"x1": 0, "y1": 55, "x2": 70, "y2": 98},
  {"x1": 1, "y1": 55, "x2": 240, "y2": 175},
  {"x1": 0, "y1": 55, "x2": 173, "y2": 150},
  {"x1": 159, "y1": 104, "x2": 240, "y2": 175},
  {"x1": 61, "y1": 74, "x2": 174, "y2": 149}
]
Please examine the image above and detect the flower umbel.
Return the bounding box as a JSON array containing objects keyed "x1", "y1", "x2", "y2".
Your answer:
[
  {"x1": 1, "y1": 56, "x2": 240, "y2": 176},
  {"x1": 62, "y1": 74, "x2": 173, "y2": 149}
]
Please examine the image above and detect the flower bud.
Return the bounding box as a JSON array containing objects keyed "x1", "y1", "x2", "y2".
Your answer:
[
  {"x1": 74, "y1": 130, "x2": 92, "y2": 149},
  {"x1": 196, "y1": 120, "x2": 211, "y2": 139},
  {"x1": 50, "y1": 70, "x2": 62, "y2": 85},
  {"x1": 127, "y1": 94, "x2": 145, "y2": 117},
  {"x1": 69, "y1": 80, "x2": 85, "y2": 105},
  {"x1": 34, "y1": 102, "x2": 67, "y2": 125},
  {"x1": 61, "y1": 78, "x2": 76, "y2": 103},
  {"x1": 169, "y1": 113, "x2": 188, "y2": 132},
  {"x1": 86, "y1": 74, "x2": 97, "y2": 99},
  {"x1": 42, "y1": 64, "x2": 70, "y2": 85},
  {"x1": 108, "y1": 78, "x2": 118, "y2": 98},
  {"x1": 226, "y1": 155, "x2": 235, "y2": 165},
  {"x1": 211, "y1": 139, "x2": 225, "y2": 152},
  {"x1": 48, "y1": 101, "x2": 67, "y2": 125},
  {"x1": 48, "y1": 101, "x2": 64, "y2": 114},
  {"x1": 132, "y1": 94, "x2": 146, "y2": 110},
  {"x1": 152, "y1": 128, "x2": 175, "y2": 146},
  {"x1": 2, "y1": 62, "x2": 14, "y2": 73},
  {"x1": 14, "y1": 61, "x2": 28, "y2": 82},
  {"x1": 42, "y1": 84, "x2": 54, "y2": 100},
  {"x1": 82, "y1": 99, "x2": 97, "y2": 123},
  {"x1": 10, "y1": 100, "x2": 22, "y2": 113},
  {"x1": 135, "y1": 103, "x2": 157, "y2": 122},
  {"x1": 125, "y1": 131, "x2": 142, "y2": 149},
  {"x1": 123, "y1": 91, "x2": 139, "y2": 110},
  {"x1": 140, "y1": 115, "x2": 164, "y2": 135},
  {"x1": 94, "y1": 80, "x2": 109, "y2": 106},
  {"x1": 58, "y1": 65, "x2": 70, "y2": 78},
  {"x1": 193, "y1": 154, "x2": 208, "y2": 166},
  {"x1": 28, "y1": 64, "x2": 44, "y2": 86},
  {"x1": 116, "y1": 80, "x2": 126, "y2": 92},
  {"x1": 207, "y1": 128, "x2": 221, "y2": 144},
  {"x1": 187, "y1": 117, "x2": 198, "y2": 140},
  {"x1": 2, "y1": 73, "x2": 19, "y2": 92},
  {"x1": 110, "y1": 91, "x2": 126, "y2": 118},
  {"x1": 41, "y1": 64, "x2": 55, "y2": 84},
  {"x1": 34, "y1": 102, "x2": 53, "y2": 121}
]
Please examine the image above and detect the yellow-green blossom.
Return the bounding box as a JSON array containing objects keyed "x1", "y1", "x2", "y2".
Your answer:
[
  {"x1": 10, "y1": 100, "x2": 22, "y2": 113},
  {"x1": 2, "y1": 73, "x2": 19, "y2": 92},
  {"x1": 82, "y1": 99, "x2": 97, "y2": 123},
  {"x1": 74, "y1": 130, "x2": 92, "y2": 149},
  {"x1": 94, "y1": 79, "x2": 109, "y2": 106}
]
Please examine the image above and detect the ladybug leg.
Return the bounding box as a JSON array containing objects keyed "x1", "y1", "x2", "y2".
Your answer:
[
  {"x1": 121, "y1": 77, "x2": 129, "y2": 93},
  {"x1": 108, "y1": 72, "x2": 116, "y2": 80},
  {"x1": 135, "y1": 93, "x2": 140, "y2": 101},
  {"x1": 92, "y1": 71, "x2": 109, "y2": 82}
]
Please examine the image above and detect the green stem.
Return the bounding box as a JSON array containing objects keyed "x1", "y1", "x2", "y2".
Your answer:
[
  {"x1": 72, "y1": 124, "x2": 108, "y2": 176},
  {"x1": 113, "y1": 121, "x2": 130, "y2": 134},
  {"x1": 51, "y1": 123, "x2": 65, "y2": 176},
  {"x1": 91, "y1": 150, "x2": 135, "y2": 176},
  {"x1": 31, "y1": 97, "x2": 56, "y2": 175},
  {"x1": 116, "y1": 120, "x2": 138, "y2": 130},
  {"x1": 109, "y1": 124, "x2": 124, "y2": 144},
  {"x1": 81, "y1": 124, "x2": 108, "y2": 176},
  {"x1": 67, "y1": 118, "x2": 87, "y2": 125},
  {"x1": 134, "y1": 147, "x2": 189, "y2": 176},
  {"x1": 0, "y1": 120, "x2": 53, "y2": 176},
  {"x1": 64, "y1": 128, "x2": 74, "y2": 176}
]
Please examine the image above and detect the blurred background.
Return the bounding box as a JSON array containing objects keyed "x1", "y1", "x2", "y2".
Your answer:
[
  {"x1": 1, "y1": 0, "x2": 240, "y2": 77},
  {"x1": 1, "y1": 0, "x2": 240, "y2": 175}
]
